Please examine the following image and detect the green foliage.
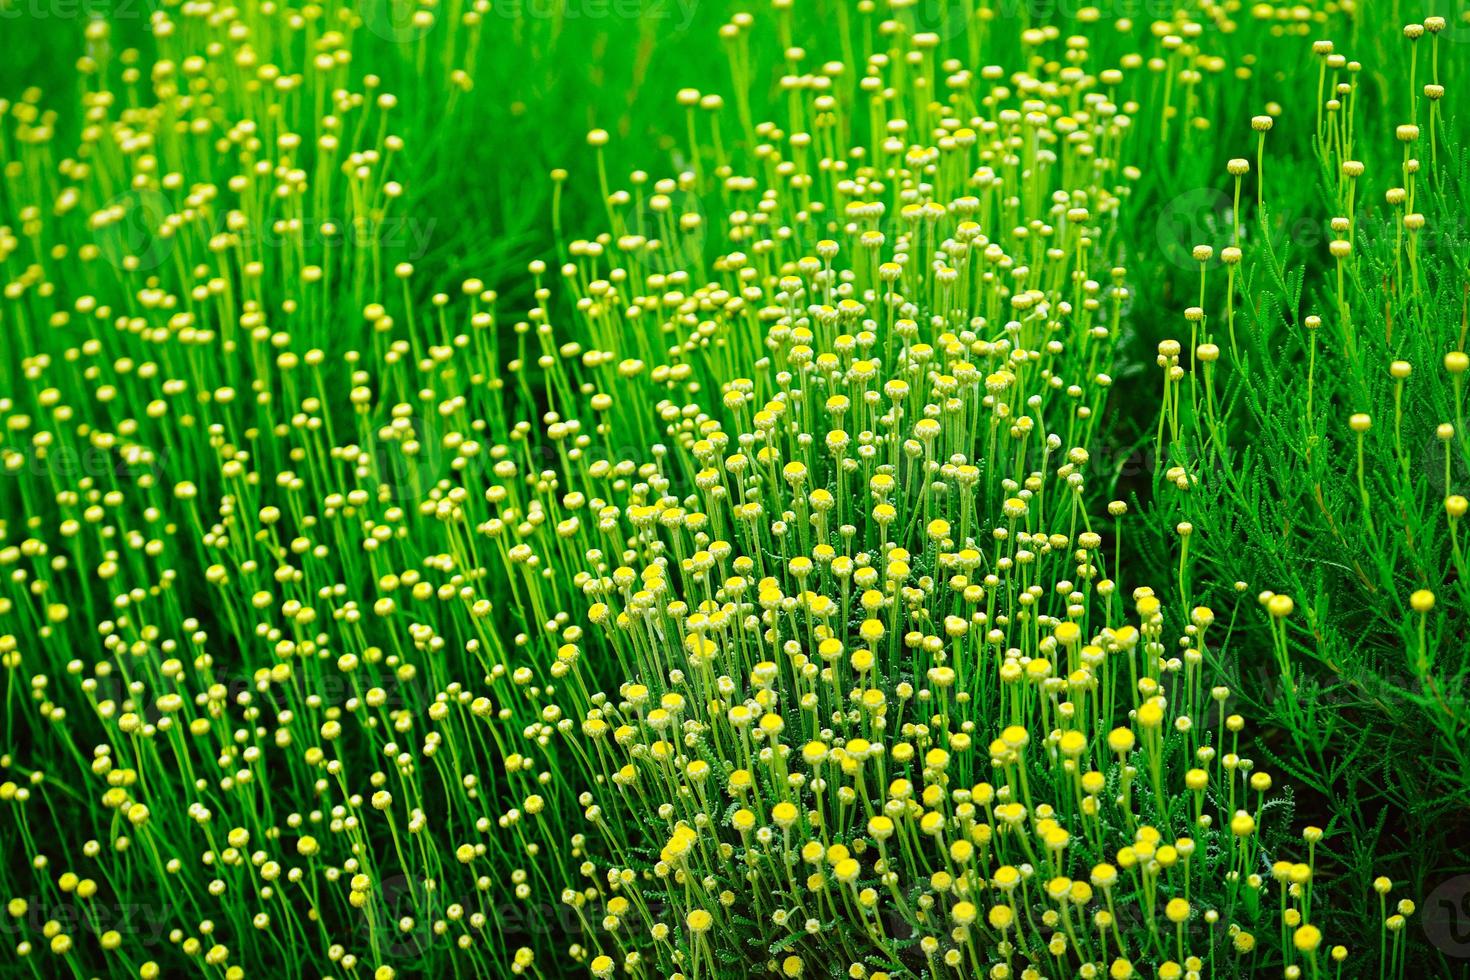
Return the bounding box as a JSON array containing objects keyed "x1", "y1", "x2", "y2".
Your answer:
[{"x1": 0, "y1": 0, "x2": 1466, "y2": 978}]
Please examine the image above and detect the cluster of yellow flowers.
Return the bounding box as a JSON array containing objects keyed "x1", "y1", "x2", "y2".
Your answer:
[
  {"x1": 0, "y1": 0, "x2": 1437, "y2": 977},
  {"x1": 548, "y1": 249, "x2": 1344, "y2": 977}
]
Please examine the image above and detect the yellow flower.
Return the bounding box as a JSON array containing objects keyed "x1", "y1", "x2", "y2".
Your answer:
[{"x1": 1294, "y1": 924, "x2": 1322, "y2": 952}]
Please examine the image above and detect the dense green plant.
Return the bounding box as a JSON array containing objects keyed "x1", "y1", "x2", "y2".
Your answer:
[
  {"x1": 1121, "y1": 18, "x2": 1470, "y2": 966},
  {"x1": 0, "y1": 0, "x2": 1463, "y2": 978}
]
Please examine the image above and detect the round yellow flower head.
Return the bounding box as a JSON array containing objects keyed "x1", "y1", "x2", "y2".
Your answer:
[{"x1": 1294, "y1": 924, "x2": 1322, "y2": 952}]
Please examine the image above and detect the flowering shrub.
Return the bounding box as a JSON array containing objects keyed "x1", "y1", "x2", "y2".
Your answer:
[{"x1": 0, "y1": 1, "x2": 1458, "y2": 978}]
